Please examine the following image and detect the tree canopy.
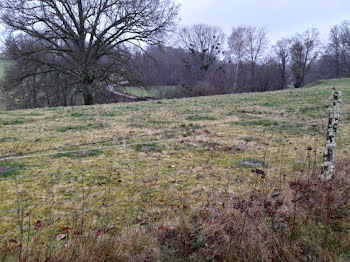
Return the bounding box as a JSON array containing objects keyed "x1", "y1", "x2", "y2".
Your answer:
[{"x1": 0, "y1": 0, "x2": 178, "y2": 105}]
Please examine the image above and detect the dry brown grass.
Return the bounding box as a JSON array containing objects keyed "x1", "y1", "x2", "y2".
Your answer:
[
  {"x1": 0, "y1": 79, "x2": 350, "y2": 261},
  {"x1": 2, "y1": 159, "x2": 348, "y2": 262}
]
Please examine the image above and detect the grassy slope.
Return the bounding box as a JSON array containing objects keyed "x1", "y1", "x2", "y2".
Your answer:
[
  {"x1": 117, "y1": 86, "x2": 178, "y2": 98},
  {"x1": 0, "y1": 79, "x2": 349, "y2": 251}
]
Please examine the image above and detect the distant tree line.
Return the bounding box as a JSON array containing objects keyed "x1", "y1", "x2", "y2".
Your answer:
[
  {"x1": 135, "y1": 25, "x2": 323, "y2": 98},
  {"x1": 0, "y1": 1, "x2": 350, "y2": 109}
]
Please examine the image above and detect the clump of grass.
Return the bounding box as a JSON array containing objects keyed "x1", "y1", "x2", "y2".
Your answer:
[
  {"x1": 57, "y1": 123, "x2": 107, "y2": 132},
  {"x1": 128, "y1": 122, "x2": 146, "y2": 128},
  {"x1": 0, "y1": 163, "x2": 25, "y2": 178},
  {"x1": 101, "y1": 111, "x2": 119, "y2": 117},
  {"x1": 147, "y1": 120, "x2": 174, "y2": 125},
  {"x1": 240, "y1": 136, "x2": 261, "y2": 143},
  {"x1": 128, "y1": 120, "x2": 174, "y2": 128},
  {"x1": 241, "y1": 119, "x2": 280, "y2": 127},
  {"x1": 44, "y1": 107, "x2": 62, "y2": 111},
  {"x1": 6, "y1": 112, "x2": 44, "y2": 117},
  {"x1": 186, "y1": 115, "x2": 216, "y2": 121},
  {"x1": 53, "y1": 149, "x2": 103, "y2": 159},
  {"x1": 237, "y1": 158, "x2": 267, "y2": 168},
  {"x1": 1, "y1": 120, "x2": 24, "y2": 125},
  {"x1": 236, "y1": 119, "x2": 313, "y2": 135},
  {"x1": 0, "y1": 137, "x2": 19, "y2": 142},
  {"x1": 180, "y1": 123, "x2": 202, "y2": 129},
  {"x1": 134, "y1": 143, "x2": 163, "y2": 153},
  {"x1": 70, "y1": 112, "x2": 88, "y2": 117}
]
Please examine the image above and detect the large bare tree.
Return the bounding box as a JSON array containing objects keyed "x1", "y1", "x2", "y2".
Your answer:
[
  {"x1": 227, "y1": 26, "x2": 268, "y2": 92},
  {"x1": 327, "y1": 21, "x2": 350, "y2": 77},
  {"x1": 273, "y1": 38, "x2": 291, "y2": 89},
  {"x1": 0, "y1": 0, "x2": 178, "y2": 105},
  {"x1": 177, "y1": 24, "x2": 225, "y2": 85},
  {"x1": 227, "y1": 26, "x2": 248, "y2": 93},
  {"x1": 245, "y1": 26, "x2": 268, "y2": 90},
  {"x1": 290, "y1": 28, "x2": 320, "y2": 88}
]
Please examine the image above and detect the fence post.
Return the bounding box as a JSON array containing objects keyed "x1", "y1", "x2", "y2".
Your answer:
[{"x1": 320, "y1": 88, "x2": 342, "y2": 182}]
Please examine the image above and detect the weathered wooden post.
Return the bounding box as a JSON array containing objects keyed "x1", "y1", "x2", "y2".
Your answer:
[{"x1": 320, "y1": 88, "x2": 342, "y2": 182}]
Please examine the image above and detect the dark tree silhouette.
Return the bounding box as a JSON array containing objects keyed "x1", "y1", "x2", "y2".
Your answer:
[
  {"x1": 177, "y1": 24, "x2": 225, "y2": 85},
  {"x1": 273, "y1": 38, "x2": 291, "y2": 89},
  {"x1": 0, "y1": 0, "x2": 178, "y2": 105},
  {"x1": 290, "y1": 29, "x2": 320, "y2": 88}
]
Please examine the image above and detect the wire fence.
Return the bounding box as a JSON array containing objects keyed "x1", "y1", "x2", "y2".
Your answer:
[{"x1": 0, "y1": 104, "x2": 349, "y2": 245}]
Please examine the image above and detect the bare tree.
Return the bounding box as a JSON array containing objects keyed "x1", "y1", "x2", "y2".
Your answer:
[
  {"x1": 328, "y1": 26, "x2": 341, "y2": 78},
  {"x1": 245, "y1": 26, "x2": 269, "y2": 90},
  {"x1": 0, "y1": 0, "x2": 178, "y2": 105},
  {"x1": 326, "y1": 21, "x2": 350, "y2": 77},
  {"x1": 177, "y1": 24, "x2": 225, "y2": 85},
  {"x1": 290, "y1": 29, "x2": 320, "y2": 88},
  {"x1": 227, "y1": 26, "x2": 248, "y2": 93},
  {"x1": 227, "y1": 26, "x2": 268, "y2": 92},
  {"x1": 273, "y1": 38, "x2": 291, "y2": 89}
]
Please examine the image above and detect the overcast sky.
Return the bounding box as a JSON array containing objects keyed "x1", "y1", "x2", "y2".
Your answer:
[
  {"x1": 1, "y1": 1, "x2": 349, "y2": 49},
  {"x1": 176, "y1": 0, "x2": 350, "y2": 44}
]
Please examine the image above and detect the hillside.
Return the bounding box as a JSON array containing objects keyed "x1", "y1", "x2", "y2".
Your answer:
[{"x1": 0, "y1": 79, "x2": 349, "y2": 260}]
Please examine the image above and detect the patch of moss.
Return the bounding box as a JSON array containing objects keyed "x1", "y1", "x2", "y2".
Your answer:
[
  {"x1": 180, "y1": 123, "x2": 202, "y2": 130},
  {"x1": 240, "y1": 136, "x2": 261, "y2": 143},
  {"x1": 128, "y1": 122, "x2": 146, "y2": 128},
  {"x1": 101, "y1": 111, "x2": 120, "y2": 117},
  {"x1": 1, "y1": 120, "x2": 24, "y2": 125},
  {"x1": 298, "y1": 105, "x2": 329, "y2": 118},
  {"x1": 237, "y1": 158, "x2": 267, "y2": 168},
  {"x1": 235, "y1": 119, "x2": 312, "y2": 135},
  {"x1": 245, "y1": 119, "x2": 279, "y2": 127},
  {"x1": 6, "y1": 112, "x2": 44, "y2": 117},
  {"x1": 134, "y1": 143, "x2": 163, "y2": 153},
  {"x1": 148, "y1": 120, "x2": 174, "y2": 125},
  {"x1": 0, "y1": 137, "x2": 19, "y2": 142},
  {"x1": 70, "y1": 112, "x2": 88, "y2": 117},
  {"x1": 53, "y1": 149, "x2": 103, "y2": 158},
  {"x1": 57, "y1": 123, "x2": 107, "y2": 132},
  {"x1": 186, "y1": 115, "x2": 216, "y2": 121},
  {"x1": 0, "y1": 163, "x2": 25, "y2": 178}
]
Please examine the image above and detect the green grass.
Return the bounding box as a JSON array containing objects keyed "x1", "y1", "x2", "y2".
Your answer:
[
  {"x1": 134, "y1": 143, "x2": 163, "y2": 153},
  {"x1": 57, "y1": 123, "x2": 107, "y2": 132},
  {"x1": 0, "y1": 137, "x2": 19, "y2": 143},
  {"x1": 0, "y1": 78, "x2": 349, "y2": 259},
  {"x1": 186, "y1": 115, "x2": 217, "y2": 121},
  {"x1": 236, "y1": 158, "x2": 267, "y2": 168},
  {"x1": 53, "y1": 149, "x2": 103, "y2": 159},
  {"x1": 0, "y1": 162, "x2": 25, "y2": 179},
  {"x1": 0, "y1": 119, "x2": 25, "y2": 125}
]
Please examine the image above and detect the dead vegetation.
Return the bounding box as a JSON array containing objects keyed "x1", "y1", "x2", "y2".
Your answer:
[
  {"x1": 0, "y1": 80, "x2": 349, "y2": 261},
  {"x1": 2, "y1": 159, "x2": 348, "y2": 262}
]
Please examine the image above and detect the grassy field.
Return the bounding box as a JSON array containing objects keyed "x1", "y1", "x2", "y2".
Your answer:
[
  {"x1": 0, "y1": 79, "x2": 350, "y2": 260},
  {"x1": 117, "y1": 86, "x2": 178, "y2": 98},
  {"x1": 0, "y1": 57, "x2": 14, "y2": 111}
]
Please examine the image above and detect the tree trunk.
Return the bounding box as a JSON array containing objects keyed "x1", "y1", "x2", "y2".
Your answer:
[
  {"x1": 233, "y1": 62, "x2": 240, "y2": 93},
  {"x1": 251, "y1": 62, "x2": 256, "y2": 91},
  {"x1": 82, "y1": 81, "x2": 94, "y2": 105},
  {"x1": 293, "y1": 70, "x2": 304, "y2": 88}
]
